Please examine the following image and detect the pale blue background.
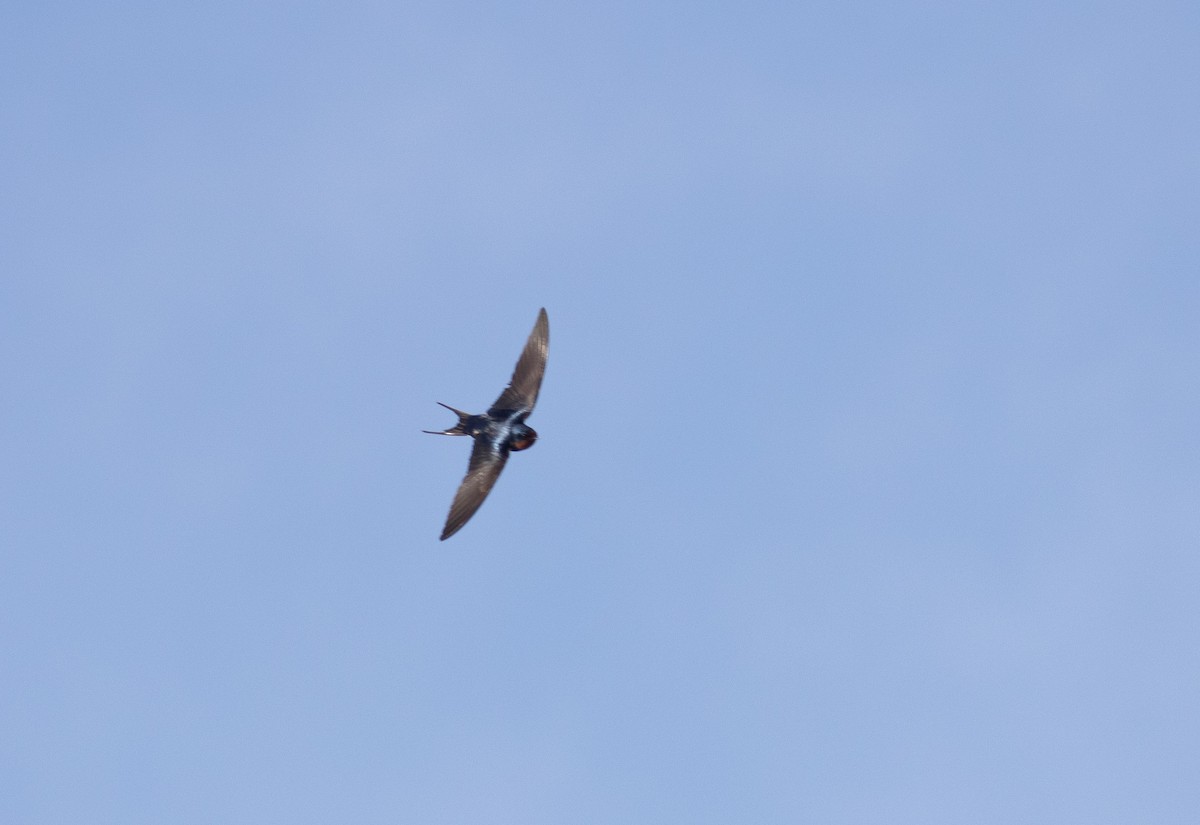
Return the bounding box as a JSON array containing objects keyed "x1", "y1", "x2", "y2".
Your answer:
[{"x1": 3, "y1": 2, "x2": 1199, "y2": 823}]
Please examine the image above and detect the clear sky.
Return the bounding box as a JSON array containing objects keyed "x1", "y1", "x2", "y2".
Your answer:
[{"x1": 3, "y1": 2, "x2": 1199, "y2": 823}]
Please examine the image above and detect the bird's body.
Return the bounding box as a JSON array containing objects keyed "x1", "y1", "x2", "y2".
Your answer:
[{"x1": 424, "y1": 308, "x2": 549, "y2": 540}]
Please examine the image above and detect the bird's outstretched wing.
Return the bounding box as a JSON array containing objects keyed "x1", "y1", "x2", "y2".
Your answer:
[
  {"x1": 489, "y1": 308, "x2": 549, "y2": 416},
  {"x1": 440, "y1": 438, "x2": 511, "y2": 540}
]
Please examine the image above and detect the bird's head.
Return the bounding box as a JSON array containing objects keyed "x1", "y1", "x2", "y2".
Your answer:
[{"x1": 508, "y1": 425, "x2": 537, "y2": 451}]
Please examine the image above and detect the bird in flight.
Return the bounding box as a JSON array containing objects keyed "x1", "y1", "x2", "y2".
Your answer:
[{"x1": 424, "y1": 308, "x2": 549, "y2": 540}]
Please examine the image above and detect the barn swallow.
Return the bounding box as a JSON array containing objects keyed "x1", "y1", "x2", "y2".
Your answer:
[{"x1": 424, "y1": 308, "x2": 549, "y2": 540}]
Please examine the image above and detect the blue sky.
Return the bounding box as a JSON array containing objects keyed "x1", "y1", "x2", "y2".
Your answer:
[{"x1": 3, "y1": 2, "x2": 1199, "y2": 822}]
